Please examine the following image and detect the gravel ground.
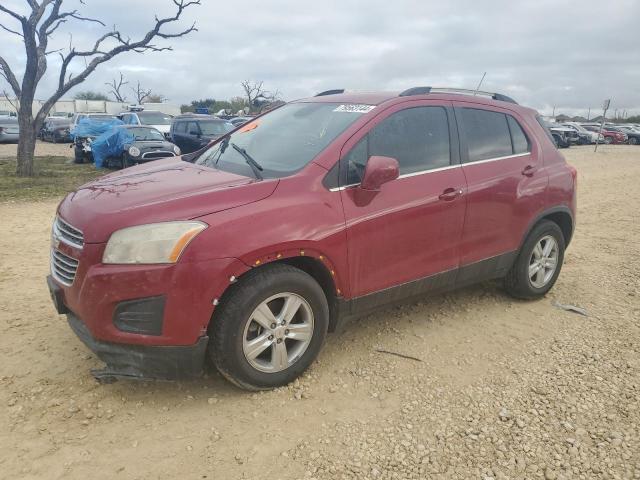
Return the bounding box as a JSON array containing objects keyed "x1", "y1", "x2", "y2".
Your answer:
[
  {"x1": 0, "y1": 140, "x2": 73, "y2": 158},
  {"x1": 0, "y1": 145, "x2": 639, "y2": 480}
]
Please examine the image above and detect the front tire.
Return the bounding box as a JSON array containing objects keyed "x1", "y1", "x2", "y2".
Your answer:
[
  {"x1": 629, "y1": 137, "x2": 638, "y2": 145},
  {"x1": 73, "y1": 145, "x2": 84, "y2": 164},
  {"x1": 504, "y1": 220, "x2": 565, "y2": 300},
  {"x1": 209, "y1": 264, "x2": 329, "y2": 390},
  {"x1": 604, "y1": 136, "x2": 613, "y2": 144}
]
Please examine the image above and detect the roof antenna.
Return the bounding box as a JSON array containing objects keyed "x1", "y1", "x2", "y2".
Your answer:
[{"x1": 474, "y1": 72, "x2": 487, "y2": 95}]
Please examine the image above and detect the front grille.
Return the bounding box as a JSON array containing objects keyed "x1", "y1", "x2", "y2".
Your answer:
[
  {"x1": 54, "y1": 216, "x2": 84, "y2": 249},
  {"x1": 51, "y1": 249, "x2": 79, "y2": 286},
  {"x1": 141, "y1": 151, "x2": 175, "y2": 160}
]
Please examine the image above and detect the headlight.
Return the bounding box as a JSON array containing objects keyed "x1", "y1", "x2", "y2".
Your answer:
[
  {"x1": 173, "y1": 145, "x2": 181, "y2": 155},
  {"x1": 128, "y1": 146, "x2": 141, "y2": 157},
  {"x1": 102, "y1": 221, "x2": 207, "y2": 264}
]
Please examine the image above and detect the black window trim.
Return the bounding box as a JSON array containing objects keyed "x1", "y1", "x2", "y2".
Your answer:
[
  {"x1": 329, "y1": 104, "x2": 459, "y2": 190},
  {"x1": 455, "y1": 106, "x2": 532, "y2": 166}
]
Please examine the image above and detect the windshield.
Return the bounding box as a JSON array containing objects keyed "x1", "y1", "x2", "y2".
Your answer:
[
  {"x1": 137, "y1": 111, "x2": 172, "y2": 125},
  {"x1": 199, "y1": 121, "x2": 234, "y2": 136},
  {"x1": 89, "y1": 115, "x2": 116, "y2": 121},
  {"x1": 195, "y1": 102, "x2": 370, "y2": 179},
  {"x1": 128, "y1": 127, "x2": 165, "y2": 141}
]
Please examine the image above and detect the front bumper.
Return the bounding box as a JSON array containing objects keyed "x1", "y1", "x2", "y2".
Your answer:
[
  {"x1": 67, "y1": 310, "x2": 209, "y2": 381},
  {"x1": 48, "y1": 275, "x2": 209, "y2": 381}
]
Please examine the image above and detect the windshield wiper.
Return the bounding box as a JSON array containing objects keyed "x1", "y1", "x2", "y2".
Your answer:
[{"x1": 231, "y1": 142, "x2": 263, "y2": 180}]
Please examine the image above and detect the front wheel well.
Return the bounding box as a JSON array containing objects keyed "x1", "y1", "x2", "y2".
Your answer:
[
  {"x1": 278, "y1": 257, "x2": 339, "y2": 332},
  {"x1": 214, "y1": 256, "x2": 340, "y2": 332}
]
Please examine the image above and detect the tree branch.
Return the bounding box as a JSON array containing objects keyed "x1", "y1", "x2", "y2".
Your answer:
[
  {"x1": 0, "y1": 55, "x2": 21, "y2": 97},
  {"x1": 36, "y1": 0, "x2": 200, "y2": 120}
]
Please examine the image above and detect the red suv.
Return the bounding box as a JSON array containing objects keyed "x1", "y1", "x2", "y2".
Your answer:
[{"x1": 47, "y1": 87, "x2": 577, "y2": 390}]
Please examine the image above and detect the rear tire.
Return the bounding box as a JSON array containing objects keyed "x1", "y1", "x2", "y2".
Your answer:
[
  {"x1": 504, "y1": 220, "x2": 565, "y2": 300},
  {"x1": 604, "y1": 136, "x2": 613, "y2": 144},
  {"x1": 209, "y1": 264, "x2": 329, "y2": 390},
  {"x1": 630, "y1": 137, "x2": 638, "y2": 145}
]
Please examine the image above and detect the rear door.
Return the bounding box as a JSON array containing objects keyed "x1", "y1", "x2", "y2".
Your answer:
[
  {"x1": 339, "y1": 102, "x2": 467, "y2": 301},
  {"x1": 454, "y1": 103, "x2": 548, "y2": 272}
]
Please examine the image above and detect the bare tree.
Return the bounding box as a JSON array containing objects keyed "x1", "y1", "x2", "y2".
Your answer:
[
  {"x1": 130, "y1": 80, "x2": 152, "y2": 104},
  {"x1": 146, "y1": 93, "x2": 167, "y2": 103},
  {"x1": 105, "y1": 72, "x2": 129, "y2": 102},
  {"x1": 0, "y1": 0, "x2": 200, "y2": 177},
  {"x1": 240, "y1": 80, "x2": 283, "y2": 114},
  {"x1": 240, "y1": 80, "x2": 265, "y2": 113}
]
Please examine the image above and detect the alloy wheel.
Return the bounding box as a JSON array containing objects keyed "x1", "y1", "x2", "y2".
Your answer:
[
  {"x1": 242, "y1": 293, "x2": 314, "y2": 373},
  {"x1": 528, "y1": 235, "x2": 559, "y2": 289}
]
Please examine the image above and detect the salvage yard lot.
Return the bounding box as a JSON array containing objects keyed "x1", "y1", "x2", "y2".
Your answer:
[{"x1": 1, "y1": 146, "x2": 639, "y2": 479}]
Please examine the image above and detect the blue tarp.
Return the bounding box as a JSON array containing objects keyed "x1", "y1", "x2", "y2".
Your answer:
[
  {"x1": 70, "y1": 118, "x2": 134, "y2": 168},
  {"x1": 70, "y1": 117, "x2": 124, "y2": 140},
  {"x1": 91, "y1": 126, "x2": 135, "y2": 168}
]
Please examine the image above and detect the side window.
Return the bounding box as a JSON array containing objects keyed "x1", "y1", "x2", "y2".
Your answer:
[
  {"x1": 507, "y1": 115, "x2": 530, "y2": 154},
  {"x1": 459, "y1": 108, "x2": 512, "y2": 162},
  {"x1": 344, "y1": 136, "x2": 368, "y2": 185},
  {"x1": 187, "y1": 122, "x2": 200, "y2": 135},
  {"x1": 343, "y1": 106, "x2": 451, "y2": 184},
  {"x1": 369, "y1": 107, "x2": 450, "y2": 176},
  {"x1": 174, "y1": 121, "x2": 187, "y2": 134}
]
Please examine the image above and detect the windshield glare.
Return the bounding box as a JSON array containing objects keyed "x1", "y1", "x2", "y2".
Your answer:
[
  {"x1": 138, "y1": 112, "x2": 172, "y2": 125},
  {"x1": 195, "y1": 102, "x2": 369, "y2": 179},
  {"x1": 129, "y1": 127, "x2": 165, "y2": 141}
]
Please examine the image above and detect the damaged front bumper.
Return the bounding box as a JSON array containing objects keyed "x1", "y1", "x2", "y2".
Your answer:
[
  {"x1": 67, "y1": 312, "x2": 209, "y2": 383},
  {"x1": 48, "y1": 274, "x2": 208, "y2": 383}
]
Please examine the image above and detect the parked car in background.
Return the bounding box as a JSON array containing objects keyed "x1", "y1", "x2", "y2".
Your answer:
[
  {"x1": 0, "y1": 117, "x2": 19, "y2": 143},
  {"x1": 170, "y1": 114, "x2": 234, "y2": 153},
  {"x1": 41, "y1": 118, "x2": 72, "y2": 143},
  {"x1": 228, "y1": 116, "x2": 253, "y2": 127},
  {"x1": 118, "y1": 109, "x2": 173, "y2": 139},
  {"x1": 102, "y1": 125, "x2": 182, "y2": 168},
  {"x1": 71, "y1": 113, "x2": 117, "y2": 131},
  {"x1": 0, "y1": 110, "x2": 17, "y2": 118},
  {"x1": 561, "y1": 122, "x2": 602, "y2": 144},
  {"x1": 545, "y1": 122, "x2": 573, "y2": 148},
  {"x1": 614, "y1": 125, "x2": 640, "y2": 145},
  {"x1": 607, "y1": 125, "x2": 640, "y2": 145},
  {"x1": 48, "y1": 87, "x2": 577, "y2": 389},
  {"x1": 582, "y1": 124, "x2": 627, "y2": 144},
  {"x1": 72, "y1": 115, "x2": 118, "y2": 163}
]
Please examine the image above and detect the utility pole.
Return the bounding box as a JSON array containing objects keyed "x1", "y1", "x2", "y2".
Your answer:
[
  {"x1": 595, "y1": 99, "x2": 610, "y2": 153},
  {"x1": 587, "y1": 107, "x2": 591, "y2": 121},
  {"x1": 552, "y1": 106, "x2": 556, "y2": 119}
]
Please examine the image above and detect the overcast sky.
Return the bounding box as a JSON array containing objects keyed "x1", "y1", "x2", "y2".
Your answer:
[{"x1": 1, "y1": 0, "x2": 639, "y2": 116}]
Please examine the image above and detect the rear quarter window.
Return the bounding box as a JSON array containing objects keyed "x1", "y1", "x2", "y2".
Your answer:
[{"x1": 507, "y1": 115, "x2": 530, "y2": 154}]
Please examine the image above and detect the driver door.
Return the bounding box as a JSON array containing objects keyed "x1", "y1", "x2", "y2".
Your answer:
[{"x1": 339, "y1": 102, "x2": 467, "y2": 304}]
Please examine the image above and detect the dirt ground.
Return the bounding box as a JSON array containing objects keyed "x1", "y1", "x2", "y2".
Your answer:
[
  {"x1": 0, "y1": 140, "x2": 73, "y2": 159},
  {"x1": 1, "y1": 145, "x2": 639, "y2": 480}
]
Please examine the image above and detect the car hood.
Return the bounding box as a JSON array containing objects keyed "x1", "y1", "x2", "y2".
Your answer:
[
  {"x1": 147, "y1": 124, "x2": 171, "y2": 134},
  {"x1": 129, "y1": 140, "x2": 176, "y2": 150},
  {"x1": 58, "y1": 158, "x2": 278, "y2": 243}
]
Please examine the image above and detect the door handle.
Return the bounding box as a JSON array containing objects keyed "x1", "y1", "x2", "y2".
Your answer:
[
  {"x1": 522, "y1": 165, "x2": 537, "y2": 177},
  {"x1": 439, "y1": 187, "x2": 463, "y2": 201}
]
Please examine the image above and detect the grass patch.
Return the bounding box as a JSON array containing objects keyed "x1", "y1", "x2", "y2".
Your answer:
[{"x1": 0, "y1": 156, "x2": 104, "y2": 202}]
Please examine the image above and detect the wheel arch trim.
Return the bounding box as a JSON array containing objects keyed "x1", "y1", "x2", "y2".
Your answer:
[{"x1": 520, "y1": 205, "x2": 575, "y2": 248}]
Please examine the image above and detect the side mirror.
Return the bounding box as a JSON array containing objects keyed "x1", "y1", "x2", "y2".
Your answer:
[{"x1": 360, "y1": 155, "x2": 399, "y2": 191}]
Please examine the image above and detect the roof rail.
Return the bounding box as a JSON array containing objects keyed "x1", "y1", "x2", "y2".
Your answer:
[
  {"x1": 399, "y1": 86, "x2": 518, "y2": 104},
  {"x1": 315, "y1": 89, "x2": 345, "y2": 97},
  {"x1": 399, "y1": 87, "x2": 432, "y2": 96}
]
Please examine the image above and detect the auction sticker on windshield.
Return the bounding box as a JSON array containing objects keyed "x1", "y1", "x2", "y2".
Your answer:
[{"x1": 333, "y1": 104, "x2": 376, "y2": 113}]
